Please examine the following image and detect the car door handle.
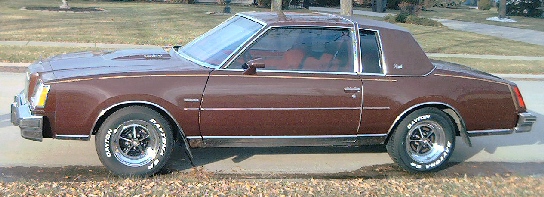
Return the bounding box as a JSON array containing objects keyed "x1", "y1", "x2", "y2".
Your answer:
[{"x1": 344, "y1": 87, "x2": 361, "y2": 93}]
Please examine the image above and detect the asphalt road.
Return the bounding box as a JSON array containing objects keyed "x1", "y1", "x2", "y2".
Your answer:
[{"x1": 0, "y1": 72, "x2": 542, "y2": 174}]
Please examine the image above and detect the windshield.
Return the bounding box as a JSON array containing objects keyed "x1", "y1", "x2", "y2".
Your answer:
[{"x1": 180, "y1": 16, "x2": 263, "y2": 67}]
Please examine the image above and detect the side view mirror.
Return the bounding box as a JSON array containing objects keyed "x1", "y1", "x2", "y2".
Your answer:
[{"x1": 243, "y1": 58, "x2": 265, "y2": 75}]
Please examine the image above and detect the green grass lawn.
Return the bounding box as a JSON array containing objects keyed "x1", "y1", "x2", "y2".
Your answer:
[
  {"x1": 1, "y1": 0, "x2": 267, "y2": 45},
  {"x1": 431, "y1": 57, "x2": 544, "y2": 74},
  {"x1": 1, "y1": 0, "x2": 543, "y2": 74},
  {"x1": 0, "y1": 45, "x2": 100, "y2": 63}
]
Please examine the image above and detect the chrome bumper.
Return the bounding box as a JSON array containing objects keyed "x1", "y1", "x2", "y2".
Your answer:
[
  {"x1": 468, "y1": 112, "x2": 536, "y2": 137},
  {"x1": 10, "y1": 93, "x2": 44, "y2": 141},
  {"x1": 514, "y1": 112, "x2": 537, "y2": 133}
]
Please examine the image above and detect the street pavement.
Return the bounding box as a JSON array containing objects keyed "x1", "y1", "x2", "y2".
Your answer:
[{"x1": 0, "y1": 72, "x2": 542, "y2": 174}]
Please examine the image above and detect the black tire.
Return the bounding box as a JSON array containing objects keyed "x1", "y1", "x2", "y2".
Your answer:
[
  {"x1": 386, "y1": 107, "x2": 455, "y2": 173},
  {"x1": 95, "y1": 106, "x2": 174, "y2": 177}
]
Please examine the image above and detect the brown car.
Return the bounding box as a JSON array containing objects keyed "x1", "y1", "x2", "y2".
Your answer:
[{"x1": 11, "y1": 12, "x2": 536, "y2": 176}]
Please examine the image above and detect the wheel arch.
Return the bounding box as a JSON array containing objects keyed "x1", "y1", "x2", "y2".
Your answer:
[
  {"x1": 91, "y1": 101, "x2": 195, "y2": 163},
  {"x1": 384, "y1": 102, "x2": 471, "y2": 146}
]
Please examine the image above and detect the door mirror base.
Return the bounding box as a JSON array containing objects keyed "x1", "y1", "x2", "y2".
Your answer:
[{"x1": 243, "y1": 58, "x2": 265, "y2": 75}]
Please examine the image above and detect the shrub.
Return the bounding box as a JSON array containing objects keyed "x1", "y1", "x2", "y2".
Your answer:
[
  {"x1": 506, "y1": 0, "x2": 544, "y2": 17},
  {"x1": 478, "y1": 0, "x2": 492, "y2": 10},
  {"x1": 385, "y1": 13, "x2": 443, "y2": 26},
  {"x1": 399, "y1": 1, "x2": 421, "y2": 15},
  {"x1": 314, "y1": 0, "x2": 340, "y2": 7},
  {"x1": 422, "y1": 0, "x2": 440, "y2": 9},
  {"x1": 256, "y1": 0, "x2": 292, "y2": 8},
  {"x1": 405, "y1": 15, "x2": 443, "y2": 26}
]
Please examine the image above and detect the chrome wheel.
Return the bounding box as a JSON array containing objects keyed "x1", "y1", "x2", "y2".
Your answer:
[
  {"x1": 111, "y1": 120, "x2": 161, "y2": 167},
  {"x1": 405, "y1": 120, "x2": 446, "y2": 164}
]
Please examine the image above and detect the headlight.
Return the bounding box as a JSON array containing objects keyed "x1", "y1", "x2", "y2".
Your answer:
[{"x1": 30, "y1": 80, "x2": 50, "y2": 109}]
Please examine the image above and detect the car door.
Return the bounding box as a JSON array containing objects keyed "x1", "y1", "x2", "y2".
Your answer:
[{"x1": 198, "y1": 27, "x2": 363, "y2": 146}]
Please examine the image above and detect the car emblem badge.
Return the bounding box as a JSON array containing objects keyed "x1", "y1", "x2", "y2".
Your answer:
[{"x1": 394, "y1": 64, "x2": 403, "y2": 69}]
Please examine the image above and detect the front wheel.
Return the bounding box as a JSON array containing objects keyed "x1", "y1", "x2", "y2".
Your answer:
[
  {"x1": 386, "y1": 107, "x2": 455, "y2": 173},
  {"x1": 95, "y1": 106, "x2": 174, "y2": 177}
]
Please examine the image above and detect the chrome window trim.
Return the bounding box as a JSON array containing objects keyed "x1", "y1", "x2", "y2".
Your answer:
[
  {"x1": 176, "y1": 14, "x2": 266, "y2": 69},
  {"x1": 322, "y1": 12, "x2": 358, "y2": 25},
  {"x1": 357, "y1": 27, "x2": 386, "y2": 76},
  {"x1": 220, "y1": 25, "x2": 272, "y2": 69},
  {"x1": 352, "y1": 24, "x2": 361, "y2": 73},
  {"x1": 221, "y1": 25, "x2": 359, "y2": 75},
  {"x1": 218, "y1": 68, "x2": 360, "y2": 76},
  {"x1": 237, "y1": 12, "x2": 268, "y2": 26},
  {"x1": 176, "y1": 51, "x2": 216, "y2": 69}
]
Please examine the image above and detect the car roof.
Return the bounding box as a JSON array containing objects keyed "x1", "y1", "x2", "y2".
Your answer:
[{"x1": 238, "y1": 11, "x2": 409, "y2": 32}]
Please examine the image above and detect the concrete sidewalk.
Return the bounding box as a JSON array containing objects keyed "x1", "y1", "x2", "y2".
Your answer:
[
  {"x1": 309, "y1": 7, "x2": 544, "y2": 47},
  {"x1": 309, "y1": 7, "x2": 389, "y2": 18},
  {"x1": 435, "y1": 19, "x2": 544, "y2": 47}
]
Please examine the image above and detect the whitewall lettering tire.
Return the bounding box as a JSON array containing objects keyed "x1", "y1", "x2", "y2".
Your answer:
[
  {"x1": 387, "y1": 107, "x2": 456, "y2": 172},
  {"x1": 95, "y1": 106, "x2": 174, "y2": 176}
]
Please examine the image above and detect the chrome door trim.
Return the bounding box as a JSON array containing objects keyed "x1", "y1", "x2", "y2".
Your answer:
[
  {"x1": 55, "y1": 135, "x2": 90, "y2": 141},
  {"x1": 363, "y1": 107, "x2": 390, "y2": 110},
  {"x1": 187, "y1": 134, "x2": 387, "y2": 148},
  {"x1": 184, "y1": 107, "x2": 361, "y2": 111},
  {"x1": 467, "y1": 129, "x2": 513, "y2": 137}
]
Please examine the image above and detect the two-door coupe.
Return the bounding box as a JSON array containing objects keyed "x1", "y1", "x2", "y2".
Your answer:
[{"x1": 11, "y1": 11, "x2": 536, "y2": 176}]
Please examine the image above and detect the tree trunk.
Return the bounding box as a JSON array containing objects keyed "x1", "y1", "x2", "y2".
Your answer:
[
  {"x1": 271, "y1": 0, "x2": 282, "y2": 11},
  {"x1": 60, "y1": 0, "x2": 70, "y2": 9},
  {"x1": 498, "y1": 0, "x2": 506, "y2": 18},
  {"x1": 340, "y1": 0, "x2": 353, "y2": 16}
]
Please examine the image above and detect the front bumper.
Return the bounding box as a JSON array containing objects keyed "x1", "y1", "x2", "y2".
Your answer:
[{"x1": 10, "y1": 92, "x2": 43, "y2": 141}]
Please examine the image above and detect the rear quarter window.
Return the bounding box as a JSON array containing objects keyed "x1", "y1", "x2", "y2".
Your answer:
[{"x1": 360, "y1": 30, "x2": 383, "y2": 74}]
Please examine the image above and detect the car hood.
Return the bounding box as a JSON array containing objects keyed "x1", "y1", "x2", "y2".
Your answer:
[
  {"x1": 431, "y1": 59, "x2": 512, "y2": 84},
  {"x1": 29, "y1": 48, "x2": 210, "y2": 82}
]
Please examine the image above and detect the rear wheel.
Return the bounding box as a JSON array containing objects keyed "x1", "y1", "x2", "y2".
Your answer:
[
  {"x1": 95, "y1": 106, "x2": 174, "y2": 177},
  {"x1": 386, "y1": 107, "x2": 455, "y2": 172}
]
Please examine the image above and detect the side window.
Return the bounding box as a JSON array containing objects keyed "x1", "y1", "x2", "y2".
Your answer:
[
  {"x1": 229, "y1": 27, "x2": 353, "y2": 73},
  {"x1": 360, "y1": 30, "x2": 382, "y2": 74}
]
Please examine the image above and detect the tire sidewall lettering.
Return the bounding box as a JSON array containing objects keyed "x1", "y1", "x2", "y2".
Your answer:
[
  {"x1": 407, "y1": 114, "x2": 431, "y2": 130},
  {"x1": 147, "y1": 118, "x2": 168, "y2": 170},
  {"x1": 103, "y1": 128, "x2": 117, "y2": 158},
  {"x1": 388, "y1": 108, "x2": 456, "y2": 172},
  {"x1": 409, "y1": 140, "x2": 452, "y2": 170}
]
